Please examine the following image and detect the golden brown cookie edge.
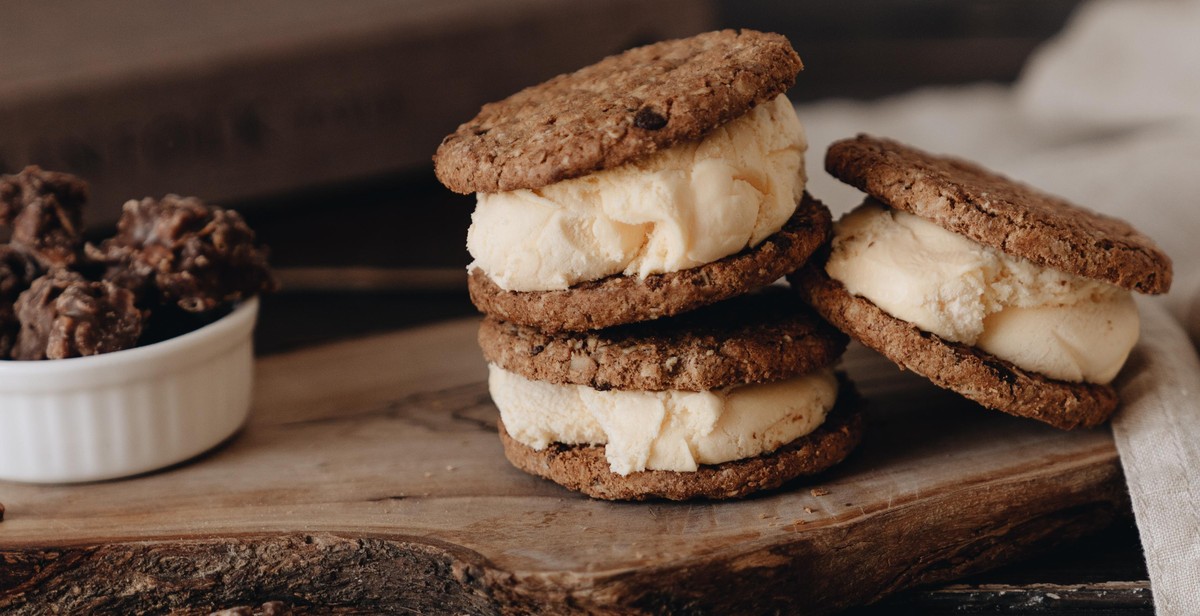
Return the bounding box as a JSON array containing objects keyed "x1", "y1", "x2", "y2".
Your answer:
[
  {"x1": 435, "y1": 29, "x2": 803, "y2": 194},
  {"x1": 478, "y1": 288, "x2": 848, "y2": 391},
  {"x1": 824, "y1": 134, "x2": 1172, "y2": 294},
  {"x1": 468, "y1": 193, "x2": 832, "y2": 332},
  {"x1": 789, "y1": 262, "x2": 1118, "y2": 430},
  {"x1": 498, "y1": 394, "x2": 864, "y2": 501}
]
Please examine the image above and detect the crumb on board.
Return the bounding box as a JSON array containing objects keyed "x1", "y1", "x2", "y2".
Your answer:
[
  {"x1": 423, "y1": 472, "x2": 433, "y2": 478},
  {"x1": 810, "y1": 488, "x2": 830, "y2": 497},
  {"x1": 803, "y1": 506, "x2": 814, "y2": 514}
]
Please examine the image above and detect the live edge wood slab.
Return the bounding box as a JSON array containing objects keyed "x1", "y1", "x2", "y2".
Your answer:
[{"x1": 0, "y1": 319, "x2": 1128, "y2": 615}]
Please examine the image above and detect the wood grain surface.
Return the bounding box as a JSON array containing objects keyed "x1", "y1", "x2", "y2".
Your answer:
[{"x1": 0, "y1": 318, "x2": 1131, "y2": 615}]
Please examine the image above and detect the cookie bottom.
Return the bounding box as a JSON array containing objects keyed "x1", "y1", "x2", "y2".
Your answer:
[
  {"x1": 468, "y1": 193, "x2": 832, "y2": 333},
  {"x1": 790, "y1": 263, "x2": 1118, "y2": 430},
  {"x1": 498, "y1": 396, "x2": 864, "y2": 501}
]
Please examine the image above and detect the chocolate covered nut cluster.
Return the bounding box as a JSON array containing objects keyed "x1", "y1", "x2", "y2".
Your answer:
[
  {"x1": 0, "y1": 166, "x2": 87, "y2": 269},
  {"x1": 88, "y1": 195, "x2": 275, "y2": 312},
  {"x1": 12, "y1": 270, "x2": 142, "y2": 361},
  {"x1": 0, "y1": 166, "x2": 275, "y2": 361}
]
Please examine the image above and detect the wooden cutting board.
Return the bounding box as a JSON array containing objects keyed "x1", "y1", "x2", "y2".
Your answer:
[{"x1": 0, "y1": 318, "x2": 1130, "y2": 615}]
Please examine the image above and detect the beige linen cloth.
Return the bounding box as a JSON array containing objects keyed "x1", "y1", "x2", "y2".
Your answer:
[{"x1": 797, "y1": 0, "x2": 1200, "y2": 611}]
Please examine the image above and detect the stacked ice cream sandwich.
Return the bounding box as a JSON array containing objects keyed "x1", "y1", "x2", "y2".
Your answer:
[
  {"x1": 792, "y1": 135, "x2": 1173, "y2": 429},
  {"x1": 435, "y1": 30, "x2": 863, "y2": 500}
]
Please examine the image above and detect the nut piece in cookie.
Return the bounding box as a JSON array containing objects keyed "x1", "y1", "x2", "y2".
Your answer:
[
  {"x1": 0, "y1": 166, "x2": 89, "y2": 269},
  {"x1": 436, "y1": 30, "x2": 822, "y2": 329},
  {"x1": 88, "y1": 195, "x2": 276, "y2": 312},
  {"x1": 794, "y1": 135, "x2": 1173, "y2": 428},
  {"x1": 13, "y1": 269, "x2": 144, "y2": 361}
]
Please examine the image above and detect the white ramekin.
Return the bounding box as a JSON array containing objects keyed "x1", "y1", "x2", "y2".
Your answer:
[{"x1": 0, "y1": 298, "x2": 258, "y2": 483}]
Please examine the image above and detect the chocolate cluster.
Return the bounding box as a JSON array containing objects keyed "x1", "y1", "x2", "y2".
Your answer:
[{"x1": 0, "y1": 166, "x2": 275, "y2": 361}]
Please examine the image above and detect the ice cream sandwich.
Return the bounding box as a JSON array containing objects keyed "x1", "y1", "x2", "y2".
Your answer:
[
  {"x1": 482, "y1": 289, "x2": 862, "y2": 500},
  {"x1": 792, "y1": 135, "x2": 1173, "y2": 429},
  {"x1": 435, "y1": 30, "x2": 830, "y2": 332},
  {"x1": 435, "y1": 31, "x2": 861, "y2": 499}
]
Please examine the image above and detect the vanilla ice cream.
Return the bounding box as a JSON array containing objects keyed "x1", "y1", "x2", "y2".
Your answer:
[
  {"x1": 489, "y1": 364, "x2": 837, "y2": 475},
  {"x1": 467, "y1": 94, "x2": 808, "y2": 292},
  {"x1": 825, "y1": 201, "x2": 1139, "y2": 383}
]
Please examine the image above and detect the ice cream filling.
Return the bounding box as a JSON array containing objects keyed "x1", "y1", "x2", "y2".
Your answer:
[
  {"x1": 825, "y1": 201, "x2": 1138, "y2": 384},
  {"x1": 489, "y1": 364, "x2": 837, "y2": 475}
]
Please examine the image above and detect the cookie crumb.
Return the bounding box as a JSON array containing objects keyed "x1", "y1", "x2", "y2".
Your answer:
[
  {"x1": 445, "y1": 465, "x2": 457, "y2": 472},
  {"x1": 803, "y1": 506, "x2": 814, "y2": 514},
  {"x1": 810, "y1": 488, "x2": 830, "y2": 497},
  {"x1": 423, "y1": 471, "x2": 433, "y2": 478}
]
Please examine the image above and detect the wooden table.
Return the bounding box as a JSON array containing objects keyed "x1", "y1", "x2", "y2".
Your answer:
[{"x1": 0, "y1": 290, "x2": 1154, "y2": 615}]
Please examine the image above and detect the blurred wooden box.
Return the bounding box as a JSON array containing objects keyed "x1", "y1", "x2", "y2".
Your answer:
[{"x1": 0, "y1": 0, "x2": 714, "y2": 225}]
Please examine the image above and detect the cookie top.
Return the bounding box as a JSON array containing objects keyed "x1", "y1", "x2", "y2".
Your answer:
[
  {"x1": 498, "y1": 391, "x2": 863, "y2": 501},
  {"x1": 468, "y1": 193, "x2": 831, "y2": 332},
  {"x1": 826, "y1": 135, "x2": 1172, "y2": 294},
  {"x1": 480, "y1": 287, "x2": 847, "y2": 392},
  {"x1": 791, "y1": 262, "x2": 1118, "y2": 430},
  {"x1": 435, "y1": 29, "x2": 802, "y2": 194}
]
